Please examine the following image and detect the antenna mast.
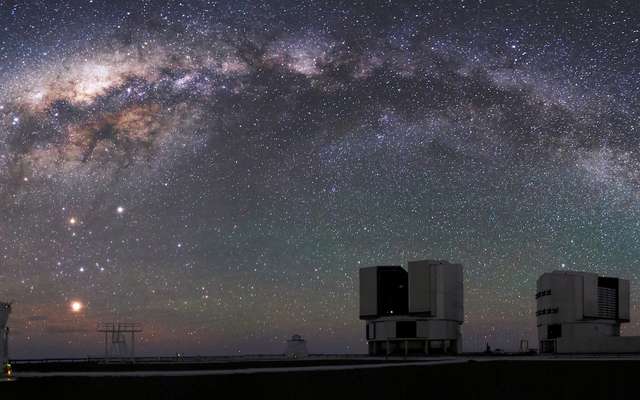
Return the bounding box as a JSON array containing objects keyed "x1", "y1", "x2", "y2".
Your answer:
[{"x1": 97, "y1": 322, "x2": 142, "y2": 359}]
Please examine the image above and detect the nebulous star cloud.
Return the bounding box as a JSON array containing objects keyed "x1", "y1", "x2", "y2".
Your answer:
[
  {"x1": 1, "y1": 43, "x2": 248, "y2": 184},
  {"x1": 2, "y1": 28, "x2": 637, "y2": 200}
]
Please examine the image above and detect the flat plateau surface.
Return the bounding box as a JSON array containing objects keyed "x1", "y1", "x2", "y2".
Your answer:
[{"x1": 3, "y1": 355, "x2": 640, "y2": 399}]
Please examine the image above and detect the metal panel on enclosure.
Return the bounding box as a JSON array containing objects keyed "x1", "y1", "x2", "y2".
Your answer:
[
  {"x1": 408, "y1": 261, "x2": 432, "y2": 316},
  {"x1": 582, "y1": 273, "x2": 599, "y2": 318},
  {"x1": 618, "y1": 279, "x2": 630, "y2": 322},
  {"x1": 408, "y1": 260, "x2": 463, "y2": 322},
  {"x1": 359, "y1": 267, "x2": 379, "y2": 319}
]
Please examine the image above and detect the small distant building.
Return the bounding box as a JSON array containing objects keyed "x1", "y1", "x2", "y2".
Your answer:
[
  {"x1": 359, "y1": 260, "x2": 464, "y2": 356},
  {"x1": 0, "y1": 302, "x2": 10, "y2": 365},
  {"x1": 285, "y1": 334, "x2": 308, "y2": 358},
  {"x1": 537, "y1": 270, "x2": 640, "y2": 353}
]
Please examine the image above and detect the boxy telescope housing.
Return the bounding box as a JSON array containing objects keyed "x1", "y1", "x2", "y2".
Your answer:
[{"x1": 359, "y1": 260, "x2": 463, "y2": 356}]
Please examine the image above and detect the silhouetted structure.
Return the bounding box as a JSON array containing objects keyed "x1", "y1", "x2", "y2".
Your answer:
[
  {"x1": 97, "y1": 322, "x2": 142, "y2": 359},
  {"x1": 537, "y1": 270, "x2": 640, "y2": 353},
  {"x1": 360, "y1": 260, "x2": 464, "y2": 356},
  {"x1": 0, "y1": 302, "x2": 10, "y2": 366}
]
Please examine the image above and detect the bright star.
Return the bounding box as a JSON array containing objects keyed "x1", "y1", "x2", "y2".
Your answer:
[{"x1": 70, "y1": 301, "x2": 84, "y2": 313}]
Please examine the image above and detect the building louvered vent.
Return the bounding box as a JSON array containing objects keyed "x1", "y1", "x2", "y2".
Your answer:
[{"x1": 598, "y1": 286, "x2": 618, "y2": 319}]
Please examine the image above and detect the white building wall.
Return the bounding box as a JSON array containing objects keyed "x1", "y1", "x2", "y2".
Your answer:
[
  {"x1": 556, "y1": 336, "x2": 640, "y2": 354},
  {"x1": 416, "y1": 320, "x2": 460, "y2": 340},
  {"x1": 378, "y1": 320, "x2": 396, "y2": 339},
  {"x1": 562, "y1": 321, "x2": 619, "y2": 339},
  {"x1": 367, "y1": 317, "x2": 460, "y2": 341},
  {"x1": 537, "y1": 271, "x2": 636, "y2": 353},
  {"x1": 408, "y1": 262, "x2": 431, "y2": 315},
  {"x1": 438, "y1": 263, "x2": 463, "y2": 322},
  {"x1": 359, "y1": 267, "x2": 379, "y2": 318},
  {"x1": 619, "y1": 279, "x2": 631, "y2": 321},
  {"x1": 408, "y1": 260, "x2": 463, "y2": 323}
]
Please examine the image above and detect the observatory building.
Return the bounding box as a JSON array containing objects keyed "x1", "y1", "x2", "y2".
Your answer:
[
  {"x1": 359, "y1": 260, "x2": 464, "y2": 356},
  {"x1": 0, "y1": 302, "x2": 11, "y2": 366},
  {"x1": 284, "y1": 334, "x2": 308, "y2": 358},
  {"x1": 537, "y1": 270, "x2": 640, "y2": 354}
]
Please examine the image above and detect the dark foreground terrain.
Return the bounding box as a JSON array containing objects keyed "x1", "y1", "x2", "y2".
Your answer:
[{"x1": 2, "y1": 358, "x2": 639, "y2": 399}]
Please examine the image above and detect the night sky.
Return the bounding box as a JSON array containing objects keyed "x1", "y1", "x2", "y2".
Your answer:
[{"x1": 1, "y1": 0, "x2": 640, "y2": 358}]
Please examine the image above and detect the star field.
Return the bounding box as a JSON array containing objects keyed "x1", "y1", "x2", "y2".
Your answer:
[{"x1": 1, "y1": 0, "x2": 640, "y2": 357}]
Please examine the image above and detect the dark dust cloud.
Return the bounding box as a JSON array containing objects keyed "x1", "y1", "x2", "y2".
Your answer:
[{"x1": 1, "y1": 0, "x2": 640, "y2": 357}]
